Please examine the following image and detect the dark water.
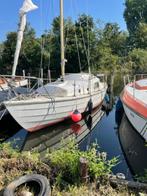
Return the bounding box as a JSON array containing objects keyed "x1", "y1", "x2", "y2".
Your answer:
[
  {"x1": 79, "y1": 103, "x2": 132, "y2": 179},
  {"x1": 0, "y1": 97, "x2": 147, "y2": 180},
  {"x1": 118, "y1": 114, "x2": 147, "y2": 178}
]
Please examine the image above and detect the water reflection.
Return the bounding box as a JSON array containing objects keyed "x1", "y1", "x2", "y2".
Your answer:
[
  {"x1": 0, "y1": 114, "x2": 22, "y2": 142},
  {"x1": 118, "y1": 113, "x2": 147, "y2": 177},
  {"x1": 79, "y1": 101, "x2": 132, "y2": 179},
  {"x1": 21, "y1": 105, "x2": 104, "y2": 159}
]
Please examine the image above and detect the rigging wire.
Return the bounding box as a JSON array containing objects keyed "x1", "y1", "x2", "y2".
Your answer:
[
  {"x1": 39, "y1": 0, "x2": 54, "y2": 79},
  {"x1": 47, "y1": 0, "x2": 56, "y2": 71},
  {"x1": 64, "y1": 20, "x2": 70, "y2": 62},
  {"x1": 75, "y1": 31, "x2": 82, "y2": 72},
  {"x1": 69, "y1": 0, "x2": 82, "y2": 72},
  {"x1": 73, "y1": 0, "x2": 90, "y2": 70},
  {"x1": 86, "y1": 0, "x2": 91, "y2": 69},
  {"x1": 39, "y1": 0, "x2": 44, "y2": 77}
]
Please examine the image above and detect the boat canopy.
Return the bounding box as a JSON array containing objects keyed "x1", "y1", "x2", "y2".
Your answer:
[{"x1": 36, "y1": 73, "x2": 101, "y2": 97}]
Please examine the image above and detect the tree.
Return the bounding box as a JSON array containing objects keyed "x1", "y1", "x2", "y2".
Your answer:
[
  {"x1": 124, "y1": 0, "x2": 147, "y2": 49},
  {"x1": 47, "y1": 16, "x2": 65, "y2": 77},
  {"x1": 92, "y1": 23, "x2": 128, "y2": 73},
  {"x1": 132, "y1": 22, "x2": 147, "y2": 49},
  {"x1": 1, "y1": 23, "x2": 42, "y2": 76},
  {"x1": 1, "y1": 32, "x2": 17, "y2": 74},
  {"x1": 1, "y1": 14, "x2": 139, "y2": 77},
  {"x1": 97, "y1": 46, "x2": 120, "y2": 73},
  {"x1": 127, "y1": 48, "x2": 147, "y2": 73},
  {"x1": 47, "y1": 15, "x2": 97, "y2": 76},
  {"x1": 124, "y1": 0, "x2": 147, "y2": 35},
  {"x1": 75, "y1": 14, "x2": 98, "y2": 72},
  {"x1": 101, "y1": 23, "x2": 128, "y2": 56},
  {"x1": 0, "y1": 43, "x2": 3, "y2": 69}
]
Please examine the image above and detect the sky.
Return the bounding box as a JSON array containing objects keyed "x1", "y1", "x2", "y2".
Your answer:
[{"x1": 0, "y1": 0, "x2": 126, "y2": 41}]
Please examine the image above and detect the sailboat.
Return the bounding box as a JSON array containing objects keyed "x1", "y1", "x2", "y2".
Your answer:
[
  {"x1": 3, "y1": 0, "x2": 107, "y2": 132},
  {"x1": 0, "y1": 0, "x2": 38, "y2": 116}
]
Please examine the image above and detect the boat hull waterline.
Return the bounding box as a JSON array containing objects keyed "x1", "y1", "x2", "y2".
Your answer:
[{"x1": 4, "y1": 89, "x2": 106, "y2": 132}]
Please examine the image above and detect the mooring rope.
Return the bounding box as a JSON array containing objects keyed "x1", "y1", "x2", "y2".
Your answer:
[{"x1": 0, "y1": 105, "x2": 7, "y2": 120}]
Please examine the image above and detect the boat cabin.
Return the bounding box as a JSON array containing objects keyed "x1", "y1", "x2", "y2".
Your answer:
[{"x1": 36, "y1": 73, "x2": 103, "y2": 97}]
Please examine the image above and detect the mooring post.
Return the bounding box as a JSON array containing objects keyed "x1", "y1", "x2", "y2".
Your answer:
[
  {"x1": 79, "y1": 157, "x2": 89, "y2": 183},
  {"x1": 22, "y1": 69, "x2": 25, "y2": 78},
  {"x1": 28, "y1": 72, "x2": 31, "y2": 89},
  {"x1": 48, "y1": 69, "x2": 51, "y2": 83}
]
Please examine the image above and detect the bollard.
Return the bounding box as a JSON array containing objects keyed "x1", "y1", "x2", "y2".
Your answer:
[{"x1": 79, "y1": 157, "x2": 89, "y2": 183}]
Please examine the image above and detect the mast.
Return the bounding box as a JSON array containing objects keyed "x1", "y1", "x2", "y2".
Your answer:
[
  {"x1": 12, "y1": 0, "x2": 38, "y2": 78},
  {"x1": 60, "y1": 0, "x2": 65, "y2": 80}
]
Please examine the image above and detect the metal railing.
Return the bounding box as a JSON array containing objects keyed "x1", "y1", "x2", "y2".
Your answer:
[
  {"x1": 123, "y1": 74, "x2": 147, "y2": 98},
  {"x1": 134, "y1": 74, "x2": 147, "y2": 81},
  {"x1": 123, "y1": 74, "x2": 147, "y2": 86}
]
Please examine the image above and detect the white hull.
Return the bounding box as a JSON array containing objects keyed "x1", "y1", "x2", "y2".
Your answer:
[
  {"x1": 5, "y1": 89, "x2": 106, "y2": 132},
  {"x1": 123, "y1": 104, "x2": 147, "y2": 141},
  {"x1": 122, "y1": 78, "x2": 147, "y2": 141}
]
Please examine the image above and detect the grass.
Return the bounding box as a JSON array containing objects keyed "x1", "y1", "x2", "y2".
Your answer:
[
  {"x1": 0, "y1": 143, "x2": 50, "y2": 191},
  {"x1": 45, "y1": 140, "x2": 118, "y2": 187},
  {"x1": 0, "y1": 140, "x2": 146, "y2": 195}
]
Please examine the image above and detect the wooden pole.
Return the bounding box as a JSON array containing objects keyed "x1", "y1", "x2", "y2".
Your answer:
[{"x1": 79, "y1": 157, "x2": 89, "y2": 183}]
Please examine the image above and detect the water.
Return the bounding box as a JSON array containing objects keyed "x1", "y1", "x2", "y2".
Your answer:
[
  {"x1": 79, "y1": 103, "x2": 132, "y2": 179},
  {"x1": 118, "y1": 114, "x2": 147, "y2": 177},
  {"x1": 0, "y1": 97, "x2": 147, "y2": 180}
]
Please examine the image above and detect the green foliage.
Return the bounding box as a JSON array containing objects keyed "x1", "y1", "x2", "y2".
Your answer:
[
  {"x1": 1, "y1": 5, "x2": 147, "y2": 76},
  {"x1": 124, "y1": 0, "x2": 147, "y2": 35},
  {"x1": 127, "y1": 48, "x2": 147, "y2": 73},
  {"x1": 0, "y1": 142, "x2": 20, "y2": 158},
  {"x1": 52, "y1": 184, "x2": 134, "y2": 196},
  {"x1": 1, "y1": 24, "x2": 42, "y2": 76},
  {"x1": 46, "y1": 140, "x2": 118, "y2": 187},
  {"x1": 0, "y1": 143, "x2": 50, "y2": 190},
  {"x1": 0, "y1": 142, "x2": 39, "y2": 161},
  {"x1": 18, "y1": 24, "x2": 41, "y2": 76},
  {"x1": 1, "y1": 32, "x2": 17, "y2": 74},
  {"x1": 75, "y1": 14, "x2": 103, "y2": 72},
  {"x1": 124, "y1": 0, "x2": 147, "y2": 49},
  {"x1": 133, "y1": 22, "x2": 147, "y2": 49},
  {"x1": 0, "y1": 43, "x2": 3, "y2": 67},
  {"x1": 102, "y1": 23, "x2": 128, "y2": 56},
  {"x1": 92, "y1": 23, "x2": 128, "y2": 74},
  {"x1": 135, "y1": 169, "x2": 147, "y2": 183},
  {"x1": 113, "y1": 73, "x2": 124, "y2": 95}
]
